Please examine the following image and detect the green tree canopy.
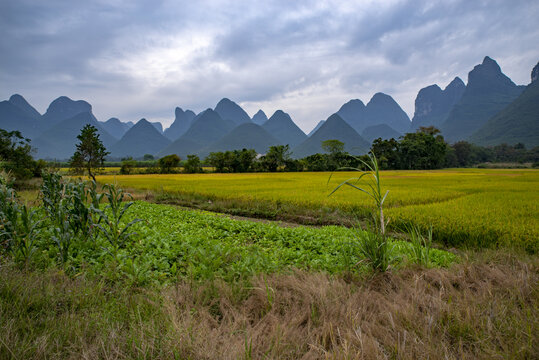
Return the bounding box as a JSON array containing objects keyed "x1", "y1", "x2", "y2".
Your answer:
[
  {"x1": 183, "y1": 154, "x2": 203, "y2": 174},
  {"x1": 321, "y1": 139, "x2": 344, "y2": 155},
  {"x1": 69, "y1": 125, "x2": 110, "y2": 181},
  {"x1": 158, "y1": 154, "x2": 180, "y2": 173},
  {"x1": 261, "y1": 145, "x2": 291, "y2": 172},
  {"x1": 0, "y1": 128, "x2": 41, "y2": 181}
]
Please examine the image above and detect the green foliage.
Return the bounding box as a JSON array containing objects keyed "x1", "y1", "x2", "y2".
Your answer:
[
  {"x1": 260, "y1": 145, "x2": 290, "y2": 172},
  {"x1": 399, "y1": 127, "x2": 448, "y2": 169},
  {"x1": 321, "y1": 139, "x2": 344, "y2": 154},
  {"x1": 329, "y1": 153, "x2": 401, "y2": 272},
  {"x1": 371, "y1": 137, "x2": 400, "y2": 169},
  {"x1": 92, "y1": 184, "x2": 141, "y2": 260},
  {"x1": 205, "y1": 149, "x2": 257, "y2": 173},
  {"x1": 183, "y1": 154, "x2": 203, "y2": 174},
  {"x1": 158, "y1": 154, "x2": 180, "y2": 173},
  {"x1": 112, "y1": 202, "x2": 455, "y2": 281},
  {"x1": 40, "y1": 173, "x2": 141, "y2": 265},
  {"x1": 371, "y1": 127, "x2": 447, "y2": 170},
  {"x1": 0, "y1": 174, "x2": 42, "y2": 262},
  {"x1": 0, "y1": 128, "x2": 40, "y2": 181},
  {"x1": 120, "y1": 157, "x2": 136, "y2": 174},
  {"x1": 404, "y1": 225, "x2": 433, "y2": 266},
  {"x1": 353, "y1": 225, "x2": 396, "y2": 272},
  {"x1": 69, "y1": 124, "x2": 109, "y2": 181}
]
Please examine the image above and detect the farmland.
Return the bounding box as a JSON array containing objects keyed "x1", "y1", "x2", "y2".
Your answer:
[
  {"x1": 97, "y1": 168, "x2": 539, "y2": 252},
  {"x1": 2, "y1": 168, "x2": 538, "y2": 358}
]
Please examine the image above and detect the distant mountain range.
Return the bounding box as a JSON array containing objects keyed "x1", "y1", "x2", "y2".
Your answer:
[
  {"x1": 440, "y1": 56, "x2": 525, "y2": 142},
  {"x1": 1, "y1": 56, "x2": 537, "y2": 160}
]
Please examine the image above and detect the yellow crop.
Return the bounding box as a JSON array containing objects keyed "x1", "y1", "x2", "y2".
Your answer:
[{"x1": 97, "y1": 169, "x2": 539, "y2": 251}]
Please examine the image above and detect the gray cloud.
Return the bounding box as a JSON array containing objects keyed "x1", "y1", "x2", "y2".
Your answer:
[{"x1": 1, "y1": 0, "x2": 538, "y2": 132}]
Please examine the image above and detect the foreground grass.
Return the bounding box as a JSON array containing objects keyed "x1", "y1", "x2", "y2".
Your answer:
[
  {"x1": 97, "y1": 169, "x2": 539, "y2": 252},
  {"x1": 1, "y1": 251, "x2": 537, "y2": 359}
]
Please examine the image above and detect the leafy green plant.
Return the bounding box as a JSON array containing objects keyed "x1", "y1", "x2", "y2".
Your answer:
[
  {"x1": 65, "y1": 180, "x2": 103, "y2": 241},
  {"x1": 41, "y1": 172, "x2": 64, "y2": 223},
  {"x1": 92, "y1": 183, "x2": 141, "y2": 260},
  {"x1": 405, "y1": 224, "x2": 433, "y2": 267},
  {"x1": 0, "y1": 173, "x2": 42, "y2": 264},
  {"x1": 51, "y1": 209, "x2": 75, "y2": 265},
  {"x1": 0, "y1": 174, "x2": 19, "y2": 253},
  {"x1": 12, "y1": 205, "x2": 42, "y2": 264},
  {"x1": 353, "y1": 225, "x2": 394, "y2": 272}
]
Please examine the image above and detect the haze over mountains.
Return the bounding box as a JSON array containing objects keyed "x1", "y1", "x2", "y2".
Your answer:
[{"x1": 1, "y1": 56, "x2": 537, "y2": 160}]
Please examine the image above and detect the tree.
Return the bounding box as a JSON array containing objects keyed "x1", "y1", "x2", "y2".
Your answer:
[
  {"x1": 0, "y1": 128, "x2": 40, "y2": 180},
  {"x1": 237, "y1": 149, "x2": 257, "y2": 172},
  {"x1": 371, "y1": 138, "x2": 400, "y2": 169},
  {"x1": 322, "y1": 139, "x2": 347, "y2": 170},
  {"x1": 183, "y1": 154, "x2": 202, "y2": 173},
  {"x1": 158, "y1": 154, "x2": 180, "y2": 173},
  {"x1": 69, "y1": 125, "x2": 110, "y2": 182},
  {"x1": 399, "y1": 127, "x2": 447, "y2": 169},
  {"x1": 120, "y1": 157, "x2": 137, "y2": 174},
  {"x1": 321, "y1": 139, "x2": 344, "y2": 155},
  {"x1": 302, "y1": 153, "x2": 328, "y2": 171},
  {"x1": 206, "y1": 152, "x2": 227, "y2": 172},
  {"x1": 261, "y1": 145, "x2": 291, "y2": 172}
]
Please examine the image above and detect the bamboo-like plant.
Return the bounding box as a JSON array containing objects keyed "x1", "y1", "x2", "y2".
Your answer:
[
  {"x1": 329, "y1": 152, "x2": 389, "y2": 234},
  {"x1": 329, "y1": 153, "x2": 394, "y2": 272}
]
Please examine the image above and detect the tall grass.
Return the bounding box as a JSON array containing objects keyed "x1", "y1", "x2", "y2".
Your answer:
[{"x1": 404, "y1": 224, "x2": 433, "y2": 266}]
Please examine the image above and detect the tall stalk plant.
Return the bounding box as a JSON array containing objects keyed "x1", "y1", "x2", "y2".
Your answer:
[
  {"x1": 329, "y1": 153, "x2": 394, "y2": 272},
  {"x1": 329, "y1": 153, "x2": 389, "y2": 234}
]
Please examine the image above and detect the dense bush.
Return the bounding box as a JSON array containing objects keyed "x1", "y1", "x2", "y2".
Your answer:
[{"x1": 0, "y1": 128, "x2": 44, "y2": 181}]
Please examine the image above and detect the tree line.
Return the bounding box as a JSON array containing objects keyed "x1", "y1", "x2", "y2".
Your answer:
[{"x1": 2, "y1": 125, "x2": 538, "y2": 185}]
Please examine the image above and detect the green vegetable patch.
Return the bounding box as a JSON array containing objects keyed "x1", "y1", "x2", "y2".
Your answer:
[{"x1": 106, "y1": 201, "x2": 457, "y2": 283}]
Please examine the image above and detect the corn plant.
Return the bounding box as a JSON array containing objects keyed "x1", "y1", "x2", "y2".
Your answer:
[
  {"x1": 92, "y1": 183, "x2": 141, "y2": 260},
  {"x1": 0, "y1": 173, "x2": 42, "y2": 264},
  {"x1": 64, "y1": 180, "x2": 103, "y2": 241},
  {"x1": 329, "y1": 153, "x2": 395, "y2": 272},
  {"x1": 52, "y1": 216, "x2": 75, "y2": 265},
  {"x1": 12, "y1": 205, "x2": 42, "y2": 264},
  {"x1": 0, "y1": 176, "x2": 19, "y2": 253},
  {"x1": 329, "y1": 152, "x2": 389, "y2": 234},
  {"x1": 41, "y1": 172, "x2": 64, "y2": 222}
]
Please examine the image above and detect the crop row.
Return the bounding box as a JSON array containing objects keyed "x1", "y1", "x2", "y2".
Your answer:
[{"x1": 97, "y1": 169, "x2": 539, "y2": 252}]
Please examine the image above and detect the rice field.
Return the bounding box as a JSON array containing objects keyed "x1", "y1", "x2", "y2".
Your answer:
[{"x1": 97, "y1": 169, "x2": 539, "y2": 252}]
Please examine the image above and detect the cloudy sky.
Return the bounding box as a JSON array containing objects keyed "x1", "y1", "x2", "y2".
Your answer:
[{"x1": 1, "y1": 0, "x2": 538, "y2": 132}]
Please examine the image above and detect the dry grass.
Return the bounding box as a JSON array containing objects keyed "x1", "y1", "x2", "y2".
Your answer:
[{"x1": 1, "y1": 251, "x2": 537, "y2": 359}]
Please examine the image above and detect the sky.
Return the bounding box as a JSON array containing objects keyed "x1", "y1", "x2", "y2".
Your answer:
[{"x1": 1, "y1": 0, "x2": 538, "y2": 133}]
